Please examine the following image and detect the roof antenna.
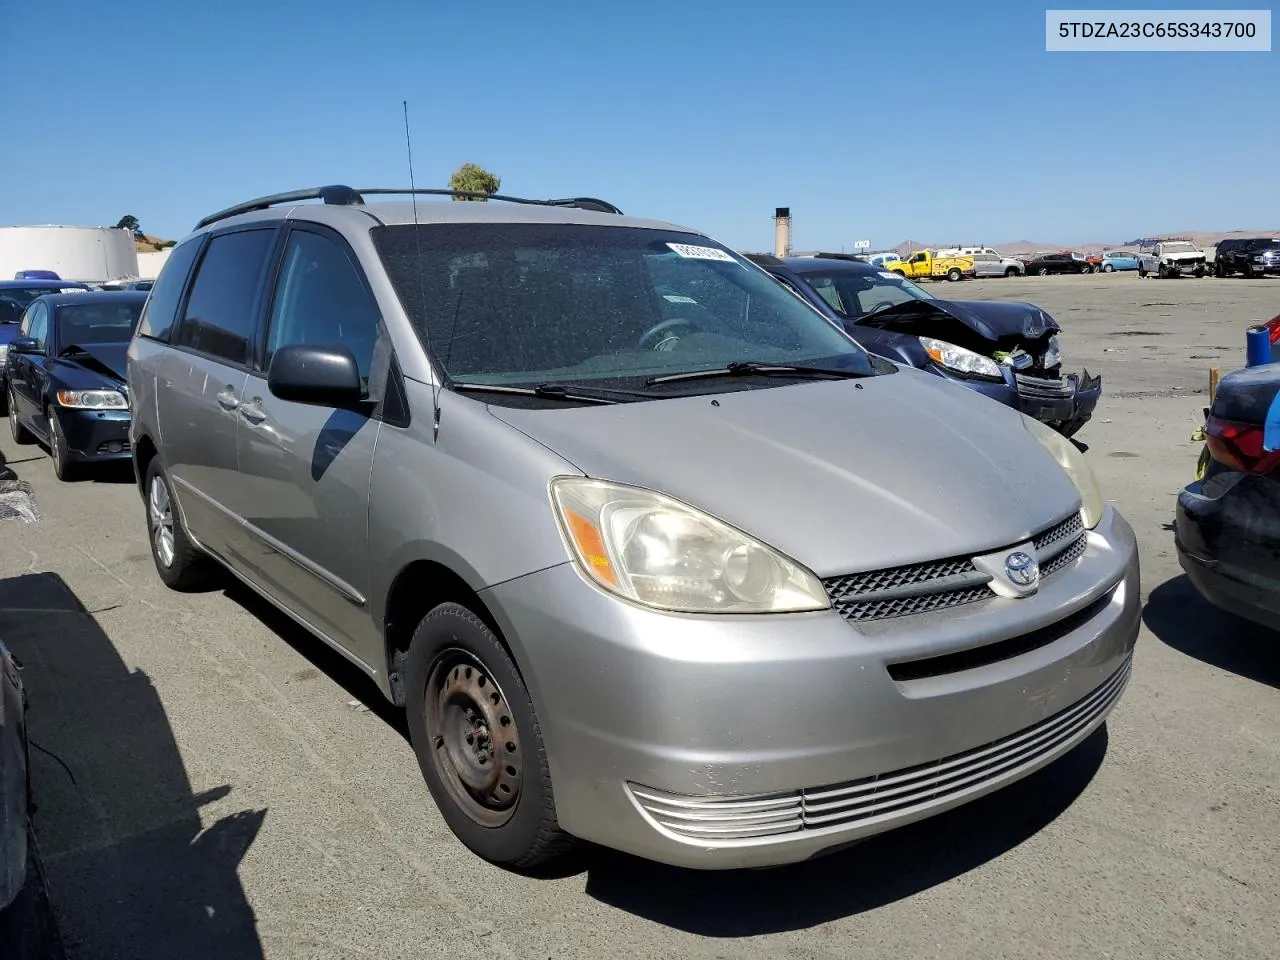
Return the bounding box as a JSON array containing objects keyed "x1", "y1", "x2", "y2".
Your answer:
[{"x1": 403, "y1": 99, "x2": 441, "y2": 440}]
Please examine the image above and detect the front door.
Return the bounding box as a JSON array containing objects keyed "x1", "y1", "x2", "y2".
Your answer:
[
  {"x1": 8, "y1": 301, "x2": 47, "y2": 420},
  {"x1": 234, "y1": 225, "x2": 383, "y2": 666}
]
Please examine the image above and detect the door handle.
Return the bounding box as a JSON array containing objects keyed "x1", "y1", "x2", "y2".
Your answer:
[
  {"x1": 216, "y1": 388, "x2": 240, "y2": 411},
  {"x1": 239, "y1": 398, "x2": 267, "y2": 424}
]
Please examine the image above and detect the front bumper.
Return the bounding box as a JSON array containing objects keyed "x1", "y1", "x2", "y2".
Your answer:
[
  {"x1": 52, "y1": 407, "x2": 131, "y2": 462},
  {"x1": 926, "y1": 367, "x2": 1101, "y2": 437},
  {"x1": 1176, "y1": 474, "x2": 1280, "y2": 631},
  {"x1": 1163, "y1": 260, "x2": 1207, "y2": 276},
  {"x1": 483, "y1": 505, "x2": 1140, "y2": 869}
]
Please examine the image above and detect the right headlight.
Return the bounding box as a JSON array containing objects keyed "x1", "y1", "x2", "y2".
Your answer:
[
  {"x1": 1021, "y1": 415, "x2": 1105, "y2": 529},
  {"x1": 549, "y1": 477, "x2": 829, "y2": 614},
  {"x1": 919, "y1": 337, "x2": 1002, "y2": 379}
]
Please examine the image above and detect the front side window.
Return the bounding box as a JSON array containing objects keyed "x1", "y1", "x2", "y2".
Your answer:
[
  {"x1": 174, "y1": 229, "x2": 275, "y2": 365},
  {"x1": 373, "y1": 224, "x2": 871, "y2": 388},
  {"x1": 54, "y1": 302, "x2": 144, "y2": 349},
  {"x1": 796, "y1": 269, "x2": 934, "y2": 320},
  {"x1": 265, "y1": 230, "x2": 381, "y2": 387},
  {"x1": 27, "y1": 303, "x2": 48, "y2": 349},
  {"x1": 137, "y1": 235, "x2": 205, "y2": 343}
]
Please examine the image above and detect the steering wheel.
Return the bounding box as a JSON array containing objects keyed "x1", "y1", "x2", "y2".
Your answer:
[{"x1": 639, "y1": 317, "x2": 699, "y2": 351}]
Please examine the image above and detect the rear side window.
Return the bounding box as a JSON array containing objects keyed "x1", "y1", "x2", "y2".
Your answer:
[
  {"x1": 174, "y1": 229, "x2": 275, "y2": 366},
  {"x1": 136, "y1": 236, "x2": 204, "y2": 342}
]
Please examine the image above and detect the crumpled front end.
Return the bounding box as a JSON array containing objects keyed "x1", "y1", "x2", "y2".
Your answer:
[{"x1": 1014, "y1": 368, "x2": 1102, "y2": 438}]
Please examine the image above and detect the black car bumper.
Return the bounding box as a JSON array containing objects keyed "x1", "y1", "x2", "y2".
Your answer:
[
  {"x1": 1175, "y1": 473, "x2": 1280, "y2": 631},
  {"x1": 1013, "y1": 369, "x2": 1102, "y2": 437},
  {"x1": 53, "y1": 408, "x2": 131, "y2": 462}
]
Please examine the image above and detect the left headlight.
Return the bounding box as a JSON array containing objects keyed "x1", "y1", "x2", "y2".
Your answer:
[
  {"x1": 1042, "y1": 335, "x2": 1062, "y2": 369},
  {"x1": 549, "y1": 477, "x2": 830, "y2": 614},
  {"x1": 1021, "y1": 414, "x2": 1104, "y2": 529},
  {"x1": 55, "y1": 389, "x2": 127, "y2": 410},
  {"x1": 919, "y1": 337, "x2": 1002, "y2": 379}
]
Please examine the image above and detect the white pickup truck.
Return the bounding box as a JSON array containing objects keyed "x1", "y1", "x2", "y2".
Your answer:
[{"x1": 1136, "y1": 238, "x2": 1208, "y2": 279}]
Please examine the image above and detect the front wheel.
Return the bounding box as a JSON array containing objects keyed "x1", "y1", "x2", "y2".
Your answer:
[
  {"x1": 405, "y1": 603, "x2": 576, "y2": 871},
  {"x1": 46, "y1": 411, "x2": 77, "y2": 482},
  {"x1": 1004, "y1": 266, "x2": 1020, "y2": 277},
  {"x1": 1194, "y1": 265, "x2": 1205, "y2": 278},
  {"x1": 1037, "y1": 267, "x2": 1049, "y2": 276}
]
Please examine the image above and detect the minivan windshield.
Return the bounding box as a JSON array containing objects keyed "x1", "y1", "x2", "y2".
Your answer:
[{"x1": 373, "y1": 224, "x2": 874, "y2": 390}]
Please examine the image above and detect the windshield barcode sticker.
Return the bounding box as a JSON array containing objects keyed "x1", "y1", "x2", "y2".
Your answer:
[
  {"x1": 662, "y1": 294, "x2": 698, "y2": 303},
  {"x1": 667, "y1": 243, "x2": 738, "y2": 263},
  {"x1": 879, "y1": 271, "x2": 902, "y2": 279}
]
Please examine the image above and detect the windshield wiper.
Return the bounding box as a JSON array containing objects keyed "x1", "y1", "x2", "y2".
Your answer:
[
  {"x1": 449, "y1": 381, "x2": 645, "y2": 405},
  {"x1": 646, "y1": 360, "x2": 873, "y2": 386}
]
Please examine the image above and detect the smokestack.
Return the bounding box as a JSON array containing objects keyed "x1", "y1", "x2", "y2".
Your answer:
[{"x1": 774, "y1": 207, "x2": 791, "y2": 258}]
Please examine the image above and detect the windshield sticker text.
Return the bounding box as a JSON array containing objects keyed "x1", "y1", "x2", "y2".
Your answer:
[{"x1": 667, "y1": 243, "x2": 738, "y2": 263}]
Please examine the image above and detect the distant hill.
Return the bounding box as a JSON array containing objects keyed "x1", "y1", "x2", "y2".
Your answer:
[{"x1": 135, "y1": 234, "x2": 175, "y2": 253}]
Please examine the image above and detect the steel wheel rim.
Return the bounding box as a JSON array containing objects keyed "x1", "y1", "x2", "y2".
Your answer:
[
  {"x1": 7, "y1": 394, "x2": 16, "y2": 433},
  {"x1": 149, "y1": 476, "x2": 176, "y2": 568},
  {"x1": 424, "y1": 649, "x2": 522, "y2": 828}
]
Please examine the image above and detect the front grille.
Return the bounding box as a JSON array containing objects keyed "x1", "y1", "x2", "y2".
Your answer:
[
  {"x1": 630, "y1": 657, "x2": 1131, "y2": 841},
  {"x1": 1042, "y1": 534, "x2": 1087, "y2": 576},
  {"x1": 824, "y1": 512, "x2": 1089, "y2": 624},
  {"x1": 1034, "y1": 513, "x2": 1083, "y2": 553},
  {"x1": 1015, "y1": 373, "x2": 1074, "y2": 399}
]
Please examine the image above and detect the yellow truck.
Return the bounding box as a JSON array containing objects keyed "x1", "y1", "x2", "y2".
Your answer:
[{"x1": 889, "y1": 250, "x2": 975, "y2": 282}]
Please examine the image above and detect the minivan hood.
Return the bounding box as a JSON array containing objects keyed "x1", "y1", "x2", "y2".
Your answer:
[{"x1": 489, "y1": 369, "x2": 1082, "y2": 576}]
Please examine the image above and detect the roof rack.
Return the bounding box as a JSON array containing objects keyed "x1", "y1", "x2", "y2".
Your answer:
[{"x1": 194, "y1": 185, "x2": 623, "y2": 230}]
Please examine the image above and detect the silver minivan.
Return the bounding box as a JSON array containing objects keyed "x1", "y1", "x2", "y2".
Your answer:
[{"x1": 127, "y1": 186, "x2": 1139, "y2": 871}]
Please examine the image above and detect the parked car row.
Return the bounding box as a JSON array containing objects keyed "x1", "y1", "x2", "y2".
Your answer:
[
  {"x1": 4, "y1": 186, "x2": 1140, "y2": 877},
  {"x1": 862, "y1": 236, "x2": 1280, "y2": 282}
]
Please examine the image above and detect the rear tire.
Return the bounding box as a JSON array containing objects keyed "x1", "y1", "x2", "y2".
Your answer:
[
  {"x1": 8, "y1": 390, "x2": 32, "y2": 444},
  {"x1": 1102, "y1": 264, "x2": 1114, "y2": 273},
  {"x1": 144, "y1": 458, "x2": 213, "y2": 590},
  {"x1": 946, "y1": 268, "x2": 963, "y2": 282},
  {"x1": 405, "y1": 603, "x2": 576, "y2": 871}
]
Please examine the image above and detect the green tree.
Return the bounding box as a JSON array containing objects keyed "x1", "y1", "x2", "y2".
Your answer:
[
  {"x1": 115, "y1": 214, "x2": 143, "y2": 237},
  {"x1": 448, "y1": 163, "x2": 501, "y2": 201}
]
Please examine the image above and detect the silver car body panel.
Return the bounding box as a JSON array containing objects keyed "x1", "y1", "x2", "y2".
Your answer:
[{"x1": 127, "y1": 199, "x2": 1141, "y2": 868}]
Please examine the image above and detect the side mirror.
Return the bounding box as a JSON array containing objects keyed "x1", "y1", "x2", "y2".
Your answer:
[
  {"x1": 9, "y1": 336, "x2": 40, "y2": 355},
  {"x1": 267, "y1": 343, "x2": 363, "y2": 408}
]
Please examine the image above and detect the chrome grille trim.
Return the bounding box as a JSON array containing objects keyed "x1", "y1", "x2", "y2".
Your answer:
[
  {"x1": 1015, "y1": 373, "x2": 1074, "y2": 399},
  {"x1": 824, "y1": 512, "x2": 1087, "y2": 624},
  {"x1": 629, "y1": 657, "x2": 1130, "y2": 842}
]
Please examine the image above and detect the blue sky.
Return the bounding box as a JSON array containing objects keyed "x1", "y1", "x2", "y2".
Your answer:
[{"x1": 2, "y1": 0, "x2": 1274, "y2": 250}]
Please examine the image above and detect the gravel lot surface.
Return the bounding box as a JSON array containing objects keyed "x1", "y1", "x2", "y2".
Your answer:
[{"x1": 1, "y1": 273, "x2": 1277, "y2": 960}]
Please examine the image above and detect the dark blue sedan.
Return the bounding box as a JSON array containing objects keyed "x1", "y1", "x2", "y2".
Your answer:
[
  {"x1": 0, "y1": 280, "x2": 91, "y2": 412},
  {"x1": 5, "y1": 291, "x2": 146, "y2": 480},
  {"x1": 749, "y1": 254, "x2": 1101, "y2": 437}
]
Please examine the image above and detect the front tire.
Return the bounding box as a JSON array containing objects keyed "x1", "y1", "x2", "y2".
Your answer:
[
  {"x1": 46, "y1": 411, "x2": 77, "y2": 482},
  {"x1": 1004, "y1": 266, "x2": 1020, "y2": 277},
  {"x1": 405, "y1": 603, "x2": 575, "y2": 871},
  {"x1": 1037, "y1": 267, "x2": 1049, "y2": 276},
  {"x1": 144, "y1": 458, "x2": 213, "y2": 590}
]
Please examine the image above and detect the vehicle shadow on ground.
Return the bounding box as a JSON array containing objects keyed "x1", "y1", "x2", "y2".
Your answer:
[
  {"x1": 0, "y1": 572, "x2": 266, "y2": 959},
  {"x1": 1143, "y1": 574, "x2": 1279, "y2": 689},
  {"x1": 581, "y1": 726, "x2": 1108, "y2": 935}
]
